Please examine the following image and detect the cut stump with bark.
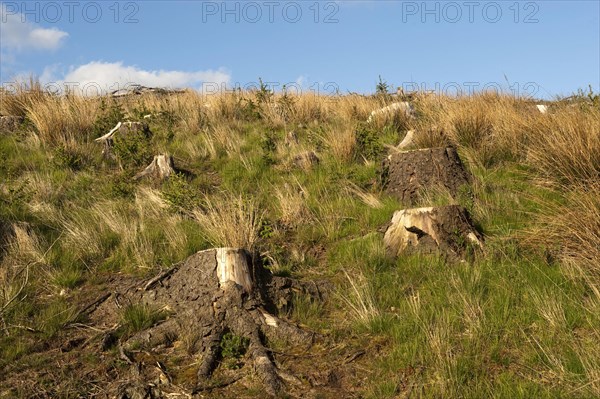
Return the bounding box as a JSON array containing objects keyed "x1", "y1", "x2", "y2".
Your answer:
[
  {"x1": 292, "y1": 151, "x2": 320, "y2": 170},
  {"x1": 384, "y1": 146, "x2": 471, "y2": 205},
  {"x1": 0, "y1": 116, "x2": 24, "y2": 133},
  {"x1": 134, "y1": 154, "x2": 175, "y2": 181},
  {"x1": 88, "y1": 248, "x2": 324, "y2": 397},
  {"x1": 384, "y1": 205, "x2": 483, "y2": 259}
]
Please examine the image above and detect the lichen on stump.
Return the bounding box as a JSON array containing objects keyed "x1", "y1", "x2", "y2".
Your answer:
[
  {"x1": 383, "y1": 146, "x2": 471, "y2": 205},
  {"x1": 88, "y1": 248, "x2": 322, "y2": 396},
  {"x1": 384, "y1": 205, "x2": 483, "y2": 259}
]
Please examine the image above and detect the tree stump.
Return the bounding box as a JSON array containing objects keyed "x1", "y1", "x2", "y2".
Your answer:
[
  {"x1": 134, "y1": 154, "x2": 175, "y2": 181},
  {"x1": 88, "y1": 248, "x2": 323, "y2": 396},
  {"x1": 0, "y1": 116, "x2": 24, "y2": 133},
  {"x1": 292, "y1": 151, "x2": 320, "y2": 170},
  {"x1": 383, "y1": 146, "x2": 471, "y2": 205},
  {"x1": 384, "y1": 205, "x2": 483, "y2": 258},
  {"x1": 285, "y1": 131, "x2": 299, "y2": 147}
]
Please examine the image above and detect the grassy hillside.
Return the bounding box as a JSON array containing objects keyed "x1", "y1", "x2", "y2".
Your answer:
[{"x1": 1, "y1": 84, "x2": 599, "y2": 398}]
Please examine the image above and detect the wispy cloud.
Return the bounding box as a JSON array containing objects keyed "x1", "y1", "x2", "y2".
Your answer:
[
  {"x1": 40, "y1": 61, "x2": 231, "y2": 94},
  {"x1": 0, "y1": 4, "x2": 69, "y2": 51}
]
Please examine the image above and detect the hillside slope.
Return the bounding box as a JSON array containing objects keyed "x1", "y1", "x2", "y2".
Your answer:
[{"x1": 1, "y1": 87, "x2": 599, "y2": 398}]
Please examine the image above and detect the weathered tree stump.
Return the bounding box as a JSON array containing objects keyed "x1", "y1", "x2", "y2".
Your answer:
[
  {"x1": 134, "y1": 154, "x2": 175, "y2": 181},
  {"x1": 0, "y1": 116, "x2": 24, "y2": 133},
  {"x1": 292, "y1": 151, "x2": 320, "y2": 169},
  {"x1": 88, "y1": 248, "x2": 323, "y2": 396},
  {"x1": 384, "y1": 205, "x2": 483, "y2": 259},
  {"x1": 383, "y1": 146, "x2": 471, "y2": 205},
  {"x1": 285, "y1": 131, "x2": 299, "y2": 147}
]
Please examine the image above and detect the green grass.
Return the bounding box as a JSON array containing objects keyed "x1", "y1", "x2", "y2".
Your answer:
[
  {"x1": 1, "y1": 91, "x2": 599, "y2": 397},
  {"x1": 120, "y1": 303, "x2": 168, "y2": 334}
]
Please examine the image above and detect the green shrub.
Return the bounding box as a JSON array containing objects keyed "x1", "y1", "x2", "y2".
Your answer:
[
  {"x1": 355, "y1": 125, "x2": 383, "y2": 161},
  {"x1": 92, "y1": 99, "x2": 124, "y2": 139},
  {"x1": 220, "y1": 332, "x2": 249, "y2": 369},
  {"x1": 104, "y1": 173, "x2": 136, "y2": 199},
  {"x1": 112, "y1": 125, "x2": 153, "y2": 168},
  {"x1": 53, "y1": 145, "x2": 84, "y2": 170},
  {"x1": 161, "y1": 173, "x2": 202, "y2": 213}
]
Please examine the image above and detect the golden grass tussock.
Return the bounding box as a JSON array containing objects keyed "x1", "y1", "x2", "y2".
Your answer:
[
  {"x1": 319, "y1": 122, "x2": 356, "y2": 163},
  {"x1": 274, "y1": 180, "x2": 310, "y2": 229},
  {"x1": 526, "y1": 183, "x2": 600, "y2": 281},
  {"x1": 525, "y1": 106, "x2": 600, "y2": 186},
  {"x1": 0, "y1": 225, "x2": 46, "y2": 311},
  {"x1": 340, "y1": 268, "x2": 380, "y2": 325},
  {"x1": 25, "y1": 94, "x2": 100, "y2": 146},
  {"x1": 0, "y1": 78, "x2": 49, "y2": 117},
  {"x1": 192, "y1": 192, "x2": 264, "y2": 250},
  {"x1": 56, "y1": 188, "x2": 186, "y2": 270},
  {"x1": 345, "y1": 181, "x2": 383, "y2": 209}
]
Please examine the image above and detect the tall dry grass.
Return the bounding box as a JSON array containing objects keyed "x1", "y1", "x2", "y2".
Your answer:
[
  {"x1": 0, "y1": 78, "x2": 48, "y2": 117},
  {"x1": 340, "y1": 268, "x2": 380, "y2": 326},
  {"x1": 274, "y1": 180, "x2": 310, "y2": 229},
  {"x1": 57, "y1": 187, "x2": 187, "y2": 269},
  {"x1": 25, "y1": 94, "x2": 100, "y2": 145},
  {"x1": 192, "y1": 192, "x2": 264, "y2": 250},
  {"x1": 319, "y1": 122, "x2": 356, "y2": 163},
  {"x1": 526, "y1": 106, "x2": 600, "y2": 187},
  {"x1": 0, "y1": 225, "x2": 46, "y2": 314},
  {"x1": 526, "y1": 184, "x2": 600, "y2": 282},
  {"x1": 412, "y1": 93, "x2": 537, "y2": 167}
]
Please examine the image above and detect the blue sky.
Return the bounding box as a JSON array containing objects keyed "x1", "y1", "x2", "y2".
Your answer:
[{"x1": 1, "y1": 1, "x2": 599, "y2": 98}]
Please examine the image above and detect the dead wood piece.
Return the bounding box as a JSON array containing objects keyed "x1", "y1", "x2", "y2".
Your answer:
[{"x1": 367, "y1": 102, "x2": 415, "y2": 123}]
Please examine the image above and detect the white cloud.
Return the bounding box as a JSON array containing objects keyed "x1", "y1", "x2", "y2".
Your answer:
[
  {"x1": 41, "y1": 61, "x2": 232, "y2": 94},
  {"x1": 0, "y1": 4, "x2": 69, "y2": 51}
]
